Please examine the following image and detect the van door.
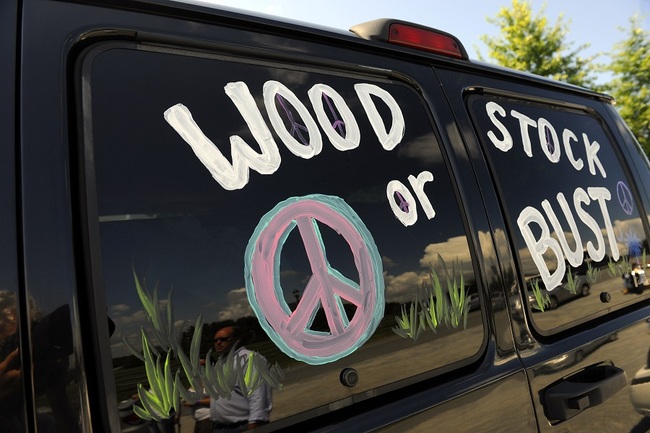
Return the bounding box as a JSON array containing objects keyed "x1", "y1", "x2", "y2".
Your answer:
[{"x1": 439, "y1": 66, "x2": 650, "y2": 432}]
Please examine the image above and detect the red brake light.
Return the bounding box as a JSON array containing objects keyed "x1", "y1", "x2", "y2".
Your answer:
[
  {"x1": 388, "y1": 23, "x2": 465, "y2": 59},
  {"x1": 350, "y1": 19, "x2": 469, "y2": 60}
]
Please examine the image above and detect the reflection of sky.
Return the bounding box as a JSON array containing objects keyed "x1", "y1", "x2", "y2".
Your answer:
[{"x1": 90, "y1": 47, "x2": 475, "y2": 357}]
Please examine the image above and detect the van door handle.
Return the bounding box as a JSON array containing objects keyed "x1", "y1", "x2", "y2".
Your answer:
[{"x1": 542, "y1": 363, "x2": 626, "y2": 422}]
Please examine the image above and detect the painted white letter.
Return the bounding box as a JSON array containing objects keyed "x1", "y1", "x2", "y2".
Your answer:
[
  {"x1": 355, "y1": 83, "x2": 405, "y2": 151},
  {"x1": 541, "y1": 193, "x2": 583, "y2": 267},
  {"x1": 517, "y1": 206, "x2": 565, "y2": 290},
  {"x1": 582, "y1": 133, "x2": 607, "y2": 178},
  {"x1": 562, "y1": 128, "x2": 584, "y2": 171},
  {"x1": 407, "y1": 171, "x2": 435, "y2": 220},
  {"x1": 574, "y1": 187, "x2": 606, "y2": 262},
  {"x1": 264, "y1": 80, "x2": 322, "y2": 159},
  {"x1": 308, "y1": 84, "x2": 361, "y2": 151},
  {"x1": 485, "y1": 101, "x2": 513, "y2": 152},
  {"x1": 510, "y1": 110, "x2": 537, "y2": 157},
  {"x1": 588, "y1": 187, "x2": 620, "y2": 261},
  {"x1": 164, "y1": 82, "x2": 281, "y2": 190},
  {"x1": 386, "y1": 181, "x2": 417, "y2": 226}
]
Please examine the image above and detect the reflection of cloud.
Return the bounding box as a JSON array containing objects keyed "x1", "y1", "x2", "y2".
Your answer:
[
  {"x1": 614, "y1": 218, "x2": 645, "y2": 256},
  {"x1": 396, "y1": 133, "x2": 441, "y2": 164},
  {"x1": 419, "y1": 236, "x2": 472, "y2": 267},
  {"x1": 478, "y1": 228, "x2": 511, "y2": 259},
  {"x1": 280, "y1": 270, "x2": 302, "y2": 278},
  {"x1": 384, "y1": 270, "x2": 427, "y2": 304},
  {"x1": 110, "y1": 303, "x2": 146, "y2": 327},
  {"x1": 217, "y1": 287, "x2": 254, "y2": 320},
  {"x1": 384, "y1": 236, "x2": 475, "y2": 303},
  {"x1": 268, "y1": 69, "x2": 309, "y2": 87},
  {"x1": 110, "y1": 303, "x2": 131, "y2": 314},
  {"x1": 382, "y1": 255, "x2": 398, "y2": 269},
  {"x1": 108, "y1": 302, "x2": 147, "y2": 357}
]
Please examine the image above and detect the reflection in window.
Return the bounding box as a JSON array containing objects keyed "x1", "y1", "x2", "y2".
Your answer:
[
  {"x1": 84, "y1": 45, "x2": 485, "y2": 427},
  {"x1": 468, "y1": 94, "x2": 650, "y2": 332}
]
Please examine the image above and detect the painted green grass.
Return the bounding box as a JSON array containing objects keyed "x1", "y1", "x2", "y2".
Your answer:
[
  {"x1": 126, "y1": 270, "x2": 283, "y2": 421},
  {"x1": 393, "y1": 255, "x2": 471, "y2": 340},
  {"x1": 530, "y1": 278, "x2": 550, "y2": 312}
]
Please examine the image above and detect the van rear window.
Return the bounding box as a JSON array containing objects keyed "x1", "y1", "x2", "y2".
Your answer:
[
  {"x1": 468, "y1": 93, "x2": 650, "y2": 333},
  {"x1": 80, "y1": 42, "x2": 485, "y2": 426}
]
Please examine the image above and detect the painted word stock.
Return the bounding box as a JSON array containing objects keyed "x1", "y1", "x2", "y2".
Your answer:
[
  {"x1": 484, "y1": 102, "x2": 619, "y2": 290},
  {"x1": 164, "y1": 80, "x2": 434, "y2": 225},
  {"x1": 485, "y1": 101, "x2": 607, "y2": 179}
]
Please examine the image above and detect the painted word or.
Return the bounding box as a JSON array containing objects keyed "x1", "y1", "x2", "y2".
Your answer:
[
  {"x1": 386, "y1": 171, "x2": 435, "y2": 226},
  {"x1": 485, "y1": 101, "x2": 607, "y2": 179},
  {"x1": 164, "y1": 81, "x2": 405, "y2": 191},
  {"x1": 517, "y1": 186, "x2": 620, "y2": 290}
]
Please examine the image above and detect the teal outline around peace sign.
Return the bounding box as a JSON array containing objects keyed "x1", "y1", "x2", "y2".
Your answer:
[{"x1": 244, "y1": 194, "x2": 385, "y2": 365}]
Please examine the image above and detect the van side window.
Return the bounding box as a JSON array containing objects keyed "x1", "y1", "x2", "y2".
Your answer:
[
  {"x1": 468, "y1": 93, "x2": 649, "y2": 333},
  {"x1": 82, "y1": 43, "x2": 485, "y2": 425}
]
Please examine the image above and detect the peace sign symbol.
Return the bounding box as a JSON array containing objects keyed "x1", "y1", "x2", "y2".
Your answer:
[
  {"x1": 245, "y1": 194, "x2": 385, "y2": 365},
  {"x1": 616, "y1": 181, "x2": 634, "y2": 215}
]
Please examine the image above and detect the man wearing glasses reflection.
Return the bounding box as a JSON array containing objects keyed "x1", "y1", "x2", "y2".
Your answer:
[{"x1": 210, "y1": 326, "x2": 272, "y2": 432}]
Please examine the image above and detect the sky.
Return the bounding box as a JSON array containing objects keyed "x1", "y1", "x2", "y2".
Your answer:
[{"x1": 182, "y1": 0, "x2": 650, "y2": 84}]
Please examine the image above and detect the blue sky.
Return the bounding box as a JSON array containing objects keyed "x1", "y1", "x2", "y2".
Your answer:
[{"x1": 187, "y1": 0, "x2": 649, "y2": 83}]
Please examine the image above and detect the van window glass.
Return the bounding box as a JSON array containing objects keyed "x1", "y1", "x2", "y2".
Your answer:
[
  {"x1": 82, "y1": 44, "x2": 485, "y2": 426},
  {"x1": 468, "y1": 94, "x2": 649, "y2": 333}
]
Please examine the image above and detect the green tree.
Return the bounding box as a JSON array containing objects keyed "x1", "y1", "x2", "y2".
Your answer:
[
  {"x1": 606, "y1": 17, "x2": 650, "y2": 155},
  {"x1": 479, "y1": 0, "x2": 597, "y2": 87}
]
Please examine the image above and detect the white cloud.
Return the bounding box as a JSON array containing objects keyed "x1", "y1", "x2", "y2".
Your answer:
[
  {"x1": 383, "y1": 270, "x2": 427, "y2": 304},
  {"x1": 217, "y1": 287, "x2": 254, "y2": 320},
  {"x1": 109, "y1": 303, "x2": 131, "y2": 314},
  {"x1": 419, "y1": 236, "x2": 472, "y2": 268},
  {"x1": 383, "y1": 235, "x2": 479, "y2": 304}
]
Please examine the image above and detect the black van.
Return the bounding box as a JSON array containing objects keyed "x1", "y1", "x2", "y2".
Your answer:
[{"x1": 3, "y1": 1, "x2": 650, "y2": 432}]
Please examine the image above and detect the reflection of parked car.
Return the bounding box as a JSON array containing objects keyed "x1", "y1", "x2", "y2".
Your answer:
[{"x1": 528, "y1": 275, "x2": 590, "y2": 310}]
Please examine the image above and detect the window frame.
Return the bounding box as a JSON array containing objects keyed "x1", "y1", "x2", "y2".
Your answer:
[
  {"x1": 465, "y1": 87, "x2": 650, "y2": 336},
  {"x1": 76, "y1": 35, "x2": 492, "y2": 428}
]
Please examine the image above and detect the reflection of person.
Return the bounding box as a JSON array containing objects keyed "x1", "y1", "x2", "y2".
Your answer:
[
  {"x1": 632, "y1": 263, "x2": 648, "y2": 287},
  {"x1": 185, "y1": 376, "x2": 212, "y2": 433},
  {"x1": 625, "y1": 263, "x2": 649, "y2": 294},
  {"x1": 210, "y1": 326, "x2": 272, "y2": 432},
  {"x1": 0, "y1": 290, "x2": 23, "y2": 432},
  {"x1": 0, "y1": 292, "x2": 79, "y2": 433}
]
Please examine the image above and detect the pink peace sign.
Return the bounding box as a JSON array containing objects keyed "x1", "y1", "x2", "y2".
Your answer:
[{"x1": 245, "y1": 195, "x2": 385, "y2": 365}]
